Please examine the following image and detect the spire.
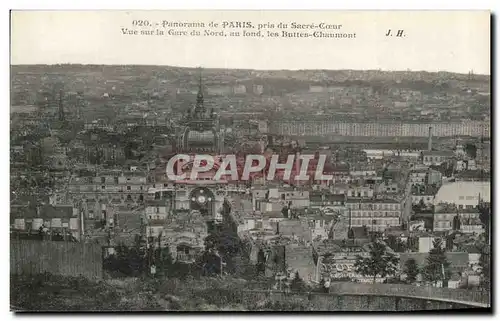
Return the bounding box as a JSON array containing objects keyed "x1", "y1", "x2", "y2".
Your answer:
[{"x1": 195, "y1": 67, "x2": 205, "y2": 114}]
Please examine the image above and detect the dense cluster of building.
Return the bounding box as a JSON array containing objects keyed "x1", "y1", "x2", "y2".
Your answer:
[{"x1": 10, "y1": 68, "x2": 491, "y2": 290}]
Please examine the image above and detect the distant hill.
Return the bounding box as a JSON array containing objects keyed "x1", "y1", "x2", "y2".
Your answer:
[{"x1": 10, "y1": 64, "x2": 490, "y2": 105}]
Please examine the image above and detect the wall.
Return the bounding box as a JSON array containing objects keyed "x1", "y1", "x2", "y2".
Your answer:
[
  {"x1": 235, "y1": 282, "x2": 489, "y2": 310},
  {"x1": 219, "y1": 289, "x2": 486, "y2": 311},
  {"x1": 10, "y1": 240, "x2": 103, "y2": 279}
]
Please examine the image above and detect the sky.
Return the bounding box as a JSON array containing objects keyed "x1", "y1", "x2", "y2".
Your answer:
[{"x1": 10, "y1": 10, "x2": 491, "y2": 74}]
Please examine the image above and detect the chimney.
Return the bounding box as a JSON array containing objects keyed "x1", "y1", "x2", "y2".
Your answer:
[
  {"x1": 295, "y1": 152, "x2": 300, "y2": 186},
  {"x1": 428, "y1": 126, "x2": 433, "y2": 151}
]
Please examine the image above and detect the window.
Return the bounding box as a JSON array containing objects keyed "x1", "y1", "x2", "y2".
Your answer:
[
  {"x1": 156, "y1": 207, "x2": 160, "y2": 213},
  {"x1": 101, "y1": 177, "x2": 106, "y2": 184},
  {"x1": 458, "y1": 205, "x2": 463, "y2": 209},
  {"x1": 101, "y1": 186, "x2": 105, "y2": 190},
  {"x1": 127, "y1": 186, "x2": 131, "y2": 191}
]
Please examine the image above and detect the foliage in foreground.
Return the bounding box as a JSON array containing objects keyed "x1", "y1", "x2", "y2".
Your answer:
[
  {"x1": 10, "y1": 273, "x2": 320, "y2": 311},
  {"x1": 354, "y1": 241, "x2": 400, "y2": 283}
]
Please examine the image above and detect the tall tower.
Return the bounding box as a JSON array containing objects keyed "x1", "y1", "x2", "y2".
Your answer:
[
  {"x1": 195, "y1": 68, "x2": 206, "y2": 116},
  {"x1": 58, "y1": 89, "x2": 65, "y2": 122},
  {"x1": 179, "y1": 68, "x2": 220, "y2": 154}
]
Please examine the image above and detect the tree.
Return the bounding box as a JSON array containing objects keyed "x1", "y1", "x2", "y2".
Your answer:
[
  {"x1": 464, "y1": 143, "x2": 477, "y2": 159},
  {"x1": 154, "y1": 246, "x2": 174, "y2": 277},
  {"x1": 354, "y1": 241, "x2": 400, "y2": 283},
  {"x1": 403, "y1": 258, "x2": 419, "y2": 284},
  {"x1": 256, "y1": 249, "x2": 267, "y2": 276},
  {"x1": 418, "y1": 198, "x2": 426, "y2": 210},
  {"x1": 290, "y1": 272, "x2": 306, "y2": 292},
  {"x1": 317, "y1": 278, "x2": 327, "y2": 293},
  {"x1": 281, "y1": 206, "x2": 289, "y2": 219},
  {"x1": 479, "y1": 249, "x2": 490, "y2": 291},
  {"x1": 478, "y1": 203, "x2": 490, "y2": 244},
  {"x1": 422, "y1": 238, "x2": 450, "y2": 286}
]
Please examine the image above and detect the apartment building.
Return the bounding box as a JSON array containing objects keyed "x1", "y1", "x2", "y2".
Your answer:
[
  {"x1": 411, "y1": 185, "x2": 439, "y2": 206},
  {"x1": 433, "y1": 204, "x2": 482, "y2": 233},
  {"x1": 68, "y1": 170, "x2": 149, "y2": 218},
  {"x1": 345, "y1": 199, "x2": 402, "y2": 232},
  {"x1": 332, "y1": 183, "x2": 374, "y2": 199},
  {"x1": 422, "y1": 151, "x2": 454, "y2": 166}
]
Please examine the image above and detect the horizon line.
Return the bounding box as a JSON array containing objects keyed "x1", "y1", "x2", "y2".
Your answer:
[{"x1": 10, "y1": 63, "x2": 491, "y2": 77}]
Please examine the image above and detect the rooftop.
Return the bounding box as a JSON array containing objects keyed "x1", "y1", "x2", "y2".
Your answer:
[
  {"x1": 346, "y1": 198, "x2": 400, "y2": 204},
  {"x1": 422, "y1": 150, "x2": 455, "y2": 157}
]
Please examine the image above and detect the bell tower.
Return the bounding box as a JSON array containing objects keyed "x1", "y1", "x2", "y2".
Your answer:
[
  {"x1": 179, "y1": 67, "x2": 222, "y2": 154},
  {"x1": 194, "y1": 68, "x2": 206, "y2": 118}
]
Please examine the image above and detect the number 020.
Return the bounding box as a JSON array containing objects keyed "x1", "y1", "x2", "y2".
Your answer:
[{"x1": 132, "y1": 20, "x2": 150, "y2": 27}]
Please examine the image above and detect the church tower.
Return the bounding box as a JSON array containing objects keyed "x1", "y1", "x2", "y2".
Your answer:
[
  {"x1": 178, "y1": 68, "x2": 222, "y2": 154},
  {"x1": 194, "y1": 70, "x2": 206, "y2": 117}
]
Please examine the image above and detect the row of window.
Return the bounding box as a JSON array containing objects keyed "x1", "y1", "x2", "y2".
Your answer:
[
  {"x1": 99, "y1": 177, "x2": 146, "y2": 184},
  {"x1": 424, "y1": 156, "x2": 446, "y2": 162},
  {"x1": 347, "y1": 203, "x2": 401, "y2": 210},
  {"x1": 458, "y1": 195, "x2": 478, "y2": 201},
  {"x1": 351, "y1": 211, "x2": 400, "y2": 218},
  {"x1": 434, "y1": 221, "x2": 452, "y2": 228},
  {"x1": 148, "y1": 214, "x2": 166, "y2": 220},
  {"x1": 83, "y1": 194, "x2": 144, "y2": 202},
  {"x1": 351, "y1": 219, "x2": 399, "y2": 226},
  {"x1": 435, "y1": 212, "x2": 478, "y2": 220},
  {"x1": 101, "y1": 185, "x2": 143, "y2": 191}
]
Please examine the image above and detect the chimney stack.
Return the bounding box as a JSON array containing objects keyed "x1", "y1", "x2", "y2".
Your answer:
[
  {"x1": 428, "y1": 126, "x2": 433, "y2": 151},
  {"x1": 295, "y1": 152, "x2": 300, "y2": 186}
]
